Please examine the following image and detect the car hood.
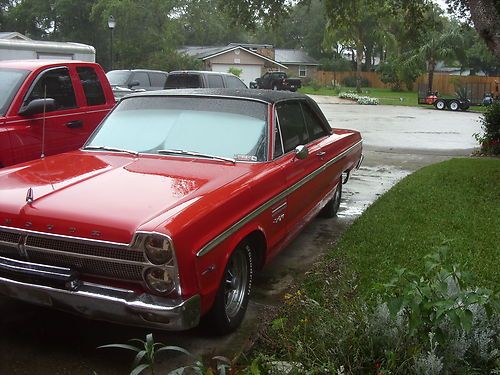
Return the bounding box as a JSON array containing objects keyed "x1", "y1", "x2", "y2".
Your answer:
[{"x1": 0, "y1": 151, "x2": 252, "y2": 243}]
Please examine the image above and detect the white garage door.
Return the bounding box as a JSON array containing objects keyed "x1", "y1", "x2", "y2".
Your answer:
[{"x1": 211, "y1": 64, "x2": 262, "y2": 87}]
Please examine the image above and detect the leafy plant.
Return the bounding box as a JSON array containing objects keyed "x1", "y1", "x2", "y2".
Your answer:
[
  {"x1": 380, "y1": 247, "x2": 497, "y2": 339},
  {"x1": 228, "y1": 67, "x2": 243, "y2": 77},
  {"x1": 474, "y1": 101, "x2": 500, "y2": 155},
  {"x1": 98, "y1": 333, "x2": 193, "y2": 375}
]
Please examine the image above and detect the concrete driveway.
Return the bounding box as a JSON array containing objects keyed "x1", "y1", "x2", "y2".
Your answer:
[{"x1": 0, "y1": 100, "x2": 482, "y2": 375}]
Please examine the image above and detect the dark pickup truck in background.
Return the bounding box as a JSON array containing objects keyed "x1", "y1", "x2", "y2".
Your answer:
[
  {"x1": 253, "y1": 71, "x2": 302, "y2": 92},
  {"x1": 0, "y1": 60, "x2": 115, "y2": 168}
]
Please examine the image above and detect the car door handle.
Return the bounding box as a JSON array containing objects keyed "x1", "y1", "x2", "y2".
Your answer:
[
  {"x1": 65, "y1": 120, "x2": 83, "y2": 129},
  {"x1": 316, "y1": 151, "x2": 326, "y2": 157}
]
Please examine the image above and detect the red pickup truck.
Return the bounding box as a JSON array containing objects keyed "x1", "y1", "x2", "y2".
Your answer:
[{"x1": 0, "y1": 60, "x2": 115, "y2": 168}]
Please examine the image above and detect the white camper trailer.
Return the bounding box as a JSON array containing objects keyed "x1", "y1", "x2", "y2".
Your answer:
[{"x1": 0, "y1": 32, "x2": 95, "y2": 62}]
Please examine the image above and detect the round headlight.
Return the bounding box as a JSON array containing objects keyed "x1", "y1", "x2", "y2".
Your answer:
[
  {"x1": 144, "y1": 267, "x2": 175, "y2": 294},
  {"x1": 144, "y1": 236, "x2": 173, "y2": 265}
]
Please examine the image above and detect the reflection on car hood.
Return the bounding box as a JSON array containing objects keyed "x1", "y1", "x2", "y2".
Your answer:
[{"x1": 0, "y1": 152, "x2": 251, "y2": 243}]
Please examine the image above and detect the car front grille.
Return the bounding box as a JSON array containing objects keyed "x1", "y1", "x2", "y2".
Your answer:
[{"x1": 0, "y1": 229, "x2": 145, "y2": 282}]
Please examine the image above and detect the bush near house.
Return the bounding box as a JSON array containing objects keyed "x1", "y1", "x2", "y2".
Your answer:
[{"x1": 475, "y1": 102, "x2": 500, "y2": 155}]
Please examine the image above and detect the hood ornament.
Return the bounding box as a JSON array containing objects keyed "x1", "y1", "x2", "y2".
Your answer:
[{"x1": 26, "y1": 188, "x2": 34, "y2": 203}]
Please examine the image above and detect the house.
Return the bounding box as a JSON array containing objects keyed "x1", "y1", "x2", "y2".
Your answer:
[
  {"x1": 274, "y1": 49, "x2": 319, "y2": 79},
  {"x1": 0, "y1": 32, "x2": 95, "y2": 61},
  {"x1": 179, "y1": 43, "x2": 319, "y2": 86}
]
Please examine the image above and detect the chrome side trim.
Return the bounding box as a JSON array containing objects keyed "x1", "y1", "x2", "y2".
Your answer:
[
  {"x1": 271, "y1": 201, "x2": 287, "y2": 215},
  {"x1": 196, "y1": 140, "x2": 362, "y2": 257}
]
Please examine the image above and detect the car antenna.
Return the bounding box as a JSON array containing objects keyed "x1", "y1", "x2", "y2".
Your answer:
[{"x1": 41, "y1": 83, "x2": 47, "y2": 159}]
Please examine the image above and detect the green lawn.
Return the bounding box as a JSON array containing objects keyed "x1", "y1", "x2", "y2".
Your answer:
[
  {"x1": 248, "y1": 158, "x2": 499, "y2": 374},
  {"x1": 299, "y1": 86, "x2": 487, "y2": 112},
  {"x1": 332, "y1": 157, "x2": 500, "y2": 295}
]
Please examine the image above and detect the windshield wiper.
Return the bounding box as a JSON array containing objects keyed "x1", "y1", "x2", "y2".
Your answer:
[
  {"x1": 83, "y1": 145, "x2": 139, "y2": 156},
  {"x1": 157, "y1": 149, "x2": 236, "y2": 164}
]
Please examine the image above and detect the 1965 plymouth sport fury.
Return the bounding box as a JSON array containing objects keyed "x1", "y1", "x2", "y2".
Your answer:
[{"x1": 0, "y1": 89, "x2": 362, "y2": 334}]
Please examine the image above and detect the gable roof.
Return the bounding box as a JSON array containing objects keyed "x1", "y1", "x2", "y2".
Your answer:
[
  {"x1": 275, "y1": 49, "x2": 319, "y2": 65},
  {"x1": 0, "y1": 32, "x2": 31, "y2": 41},
  {"x1": 179, "y1": 45, "x2": 288, "y2": 69}
]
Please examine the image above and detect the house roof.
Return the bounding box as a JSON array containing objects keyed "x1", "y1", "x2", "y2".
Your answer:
[
  {"x1": 275, "y1": 49, "x2": 319, "y2": 65},
  {"x1": 0, "y1": 32, "x2": 31, "y2": 41},
  {"x1": 179, "y1": 45, "x2": 288, "y2": 69}
]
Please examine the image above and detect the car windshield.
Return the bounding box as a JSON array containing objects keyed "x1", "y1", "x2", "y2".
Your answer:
[
  {"x1": 106, "y1": 71, "x2": 130, "y2": 86},
  {"x1": 86, "y1": 96, "x2": 269, "y2": 162},
  {"x1": 0, "y1": 68, "x2": 29, "y2": 116}
]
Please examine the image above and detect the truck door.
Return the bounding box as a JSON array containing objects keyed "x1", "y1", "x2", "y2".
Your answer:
[{"x1": 7, "y1": 66, "x2": 87, "y2": 163}]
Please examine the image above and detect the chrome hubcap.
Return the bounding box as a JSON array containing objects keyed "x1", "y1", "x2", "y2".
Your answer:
[{"x1": 224, "y1": 249, "x2": 248, "y2": 319}]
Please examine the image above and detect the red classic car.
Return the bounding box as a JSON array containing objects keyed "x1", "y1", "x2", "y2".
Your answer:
[{"x1": 0, "y1": 89, "x2": 362, "y2": 334}]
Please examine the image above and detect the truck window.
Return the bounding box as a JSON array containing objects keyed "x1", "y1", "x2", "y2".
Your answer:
[
  {"x1": 0, "y1": 68, "x2": 29, "y2": 116},
  {"x1": 77, "y1": 67, "x2": 106, "y2": 106},
  {"x1": 164, "y1": 74, "x2": 201, "y2": 89},
  {"x1": 131, "y1": 72, "x2": 150, "y2": 88},
  {"x1": 207, "y1": 74, "x2": 224, "y2": 88},
  {"x1": 149, "y1": 72, "x2": 167, "y2": 88},
  {"x1": 25, "y1": 67, "x2": 77, "y2": 111},
  {"x1": 225, "y1": 75, "x2": 246, "y2": 89}
]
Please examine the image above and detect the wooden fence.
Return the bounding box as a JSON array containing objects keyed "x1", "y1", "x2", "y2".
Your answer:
[{"x1": 312, "y1": 70, "x2": 500, "y2": 95}]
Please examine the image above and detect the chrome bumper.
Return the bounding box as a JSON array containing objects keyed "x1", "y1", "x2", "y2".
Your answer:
[{"x1": 0, "y1": 256, "x2": 200, "y2": 331}]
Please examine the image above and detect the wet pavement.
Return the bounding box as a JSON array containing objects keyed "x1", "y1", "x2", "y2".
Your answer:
[{"x1": 0, "y1": 101, "x2": 482, "y2": 374}]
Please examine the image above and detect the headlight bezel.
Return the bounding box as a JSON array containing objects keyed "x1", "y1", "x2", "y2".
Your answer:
[{"x1": 131, "y1": 232, "x2": 181, "y2": 296}]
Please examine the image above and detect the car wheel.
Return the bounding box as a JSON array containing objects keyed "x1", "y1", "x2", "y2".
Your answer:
[
  {"x1": 448, "y1": 100, "x2": 460, "y2": 111},
  {"x1": 319, "y1": 177, "x2": 342, "y2": 218},
  {"x1": 434, "y1": 99, "x2": 446, "y2": 110},
  {"x1": 204, "y1": 241, "x2": 253, "y2": 335},
  {"x1": 273, "y1": 85, "x2": 278, "y2": 91}
]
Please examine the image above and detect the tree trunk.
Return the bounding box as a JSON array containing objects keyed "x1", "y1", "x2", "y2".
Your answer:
[
  {"x1": 427, "y1": 59, "x2": 436, "y2": 94},
  {"x1": 356, "y1": 41, "x2": 363, "y2": 93},
  {"x1": 466, "y1": 0, "x2": 500, "y2": 59}
]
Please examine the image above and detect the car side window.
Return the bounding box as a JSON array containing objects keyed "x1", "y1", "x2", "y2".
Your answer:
[
  {"x1": 132, "y1": 72, "x2": 150, "y2": 87},
  {"x1": 225, "y1": 75, "x2": 246, "y2": 88},
  {"x1": 301, "y1": 102, "x2": 328, "y2": 141},
  {"x1": 77, "y1": 67, "x2": 106, "y2": 106},
  {"x1": 274, "y1": 116, "x2": 284, "y2": 158},
  {"x1": 207, "y1": 74, "x2": 224, "y2": 88},
  {"x1": 149, "y1": 72, "x2": 167, "y2": 88},
  {"x1": 164, "y1": 74, "x2": 201, "y2": 89},
  {"x1": 276, "y1": 101, "x2": 308, "y2": 153},
  {"x1": 25, "y1": 67, "x2": 77, "y2": 111}
]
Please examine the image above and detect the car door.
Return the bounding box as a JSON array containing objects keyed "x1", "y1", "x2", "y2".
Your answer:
[
  {"x1": 6, "y1": 66, "x2": 87, "y2": 163},
  {"x1": 76, "y1": 65, "x2": 112, "y2": 144},
  {"x1": 275, "y1": 100, "x2": 330, "y2": 239},
  {"x1": 129, "y1": 71, "x2": 150, "y2": 91}
]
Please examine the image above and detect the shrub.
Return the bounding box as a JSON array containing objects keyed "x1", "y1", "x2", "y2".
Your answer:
[
  {"x1": 309, "y1": 80, "x2": 321, "y2": 91},
  {"x1": 254, "y1": 249, "x2": 499, "y2": 374},
  {"x1": 341, "y1": 76, "x2": 370, "y2": 88},
  {"x1": 338, "y1": 91, "x2": 379, "y2": 105},
  {"x1": 228, "y1": 67, "x2": 242, "y2": 77},
  {"x1": 474, "y1": 102, "x2": 500, "y2": 155}
]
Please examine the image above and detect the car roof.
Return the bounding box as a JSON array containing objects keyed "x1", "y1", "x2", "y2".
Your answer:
[
  {"x1": 107, "y1": 69, "x2": 168, "y2": 74},
  {"x1": 168, "y1": 70, "x2": 237, "y2": 77},
  {"x1": 0, "y1": 59, "x2": 94, "y2": 70},
  {"x1": 124, "y1": 88, "x2": 307, "y2": 104}
]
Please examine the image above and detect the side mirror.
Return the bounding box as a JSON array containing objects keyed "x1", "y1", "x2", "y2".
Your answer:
[
  {"x1": 128, "y1": 80, "x2": 140, "y2": 88},
  {"x1": 18, "y1": 98, "x2": 56, "y2": 116},
  {"x1": 294, "y1": 145, "x2": 308, "y2": 160}
]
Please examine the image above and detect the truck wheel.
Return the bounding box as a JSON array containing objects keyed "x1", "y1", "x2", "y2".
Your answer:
[
  {"x1": 272, "y1": 85, "x2": 278, "y2": 91},
  {"x1": 204, "y1": 241, "x2": 253, "y2": 335},
  {"x1": 320, "y1": 177, "x2": 342, "y2": 218},
  {"x1": 448, "y1": 100, "x2": 460, "y2": 111},
  {"x1": 434, "y1": 99, "x2": 446, "y2": 110}
]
